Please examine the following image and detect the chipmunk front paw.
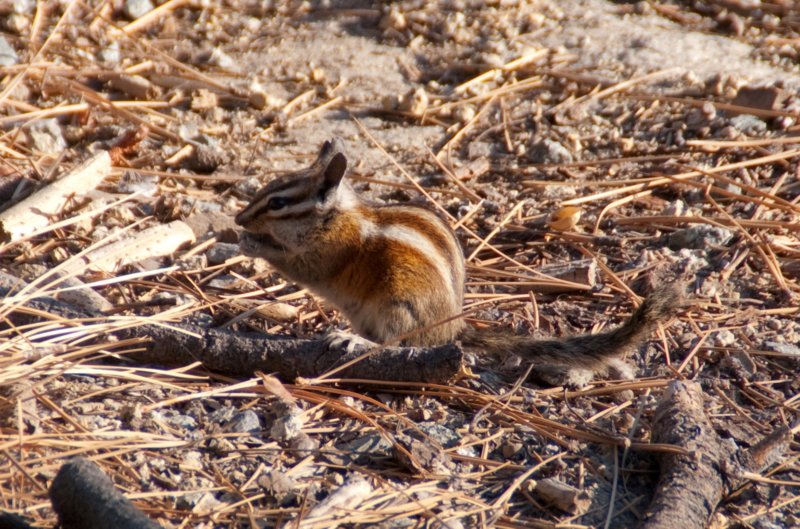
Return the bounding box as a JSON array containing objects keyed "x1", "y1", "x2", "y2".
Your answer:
[{"x1": 324, "y1": 329, "x2": 379, "y2": 354}]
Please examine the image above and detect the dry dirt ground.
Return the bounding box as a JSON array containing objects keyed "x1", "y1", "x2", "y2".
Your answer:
[{"x1": 1, "y1": 1, "x2": 799, "y2": 528}]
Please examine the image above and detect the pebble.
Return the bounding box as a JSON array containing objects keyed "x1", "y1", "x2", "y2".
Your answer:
[
  {"x1": 117, "y1": 170, "x2": 158, "y2": 196},
  {"x1": 152, "y1": 409, "x2": 198, "y2": 431},
  {"x1": 208, "y1": 47, "x2": 237, "y2": 71},
  {"x1": 527, "y1": 138, "x2": 573, "y2": 164},
  {"x1": 124, "y1": 0, "x2": 154, "y2": 20},
  {"x1": 225, "y1": 410, "x2": 261, "y2": 433},
  {"x1": 468, "y1": 141, "x2": 492, "y2": 159},
  {"x1": 661, "y1": 199, "x2": 688, "y2": 217},
  {"x1": 12, "y1": 0, "x2": 35, "y2": 14},
  {"x1": 668, "y1": 225, "x2": 734, "y2": 250},
  {"x1": 258, "y1": 469, "x2": 297, "y2": 505},
  {"x1": 186, "y1": 140, "x2": 227, "y2": 173},
  {"x1": 208, "y1": 274, "x2": 239, "y2": 289},
  {"x1": 763, "y1": 341, "x2": 800, "y2": 356},
  {"x1": 335, "y1": 433, "x2": 393, "y2": 460},
  {"x1": 417, "y1": 422, "x2": 461, "y2": 449},
  {"x1": 26, "y1": 119, "x2": 67, "y2": 154},
  {"x1": 729, "y1": 114, "x2": 767, "y2": 135},
  {"x1": 714, "y1": 329, "x2": 736, "y2": 347},
  {"x1": 207, "y1": 243, "x2": 240, "y2": 265},
  {"x1": 98, "y1": 41, "x2": 121, "y2": 65},
  {"x1": 0, "y1": 37, "x2": 19, "y2": 66}
]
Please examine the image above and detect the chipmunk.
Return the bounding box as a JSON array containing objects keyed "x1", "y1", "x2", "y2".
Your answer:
[{"x1": 235, "y1": 138, "x2": 682, "y2": 385}]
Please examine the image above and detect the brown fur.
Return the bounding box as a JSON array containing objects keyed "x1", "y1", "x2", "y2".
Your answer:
[
  {"x1": 461, "y1": 283, "x2": 683, "y2": 368},
  {"x1": 236, "y1": 138, "x2": 684, "y2": 383}
]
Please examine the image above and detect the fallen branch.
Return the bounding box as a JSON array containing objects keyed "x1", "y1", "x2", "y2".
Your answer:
[
  {"x1": 50, "y1": 457, "x2": 161, "y2": 529},
  {"x1": 0, "y1": 272, "x2": 466, "y2": 383},
  {"x1": 642, "y1": 380, "x2": 792, "y2": 529}
]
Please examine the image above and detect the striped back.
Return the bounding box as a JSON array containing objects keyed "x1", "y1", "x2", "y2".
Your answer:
[{"x1": 235, "y1": 137, "x2": 466, "y2": 345}]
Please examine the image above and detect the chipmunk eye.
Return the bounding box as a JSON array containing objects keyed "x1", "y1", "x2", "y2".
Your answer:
[{"x1": 266, "y1": 196, "x2": 290, "y2": 210}]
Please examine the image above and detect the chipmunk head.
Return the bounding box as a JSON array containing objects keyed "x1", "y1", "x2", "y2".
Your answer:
[{"x1": 235, "y1": 138, "x2": 356, "y2": 263}]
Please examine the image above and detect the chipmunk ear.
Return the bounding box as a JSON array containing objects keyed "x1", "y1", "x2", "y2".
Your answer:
[{"x1": 322, "y1": 152, "x2": 347, "y2": 190}]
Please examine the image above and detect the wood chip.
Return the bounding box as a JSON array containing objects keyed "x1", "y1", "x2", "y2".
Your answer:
[
  {"x1": 0, "y1": 151, "x2": 112, "y2": 241},
  {"x1": 61, "y1": 220, "x2": 196, "y2": 275}
]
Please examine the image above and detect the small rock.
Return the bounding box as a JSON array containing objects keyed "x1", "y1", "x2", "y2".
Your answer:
[
  {"x1": 336, "y1": 433, "x2": 393, "y2": 463},
  {"x1": 398, "y1": 87, "x2": 428, "y2": 115},
  {"x1": 186, "y1": 140, "x2": 226, "y2": 173},
  {"x1": 26, "y1": 119, "x2": 67, "y2": 154},
  {"x1": 176, "y1": 491, "x2": 205, "y2": 510},
  {"x1": 501, "y1": 440, "x2": 523, "y2": 459},
  {"x1": 541, "y1": 185, "x2": 577, "y2": 200},
  {"x1": 98, "y1": 41, "x2": 121, "y2": 65},
  {"x1": 117, "y1": 170, "x2": 158, "y2": 196},
  {"x1": 729, "y1": 114, "x2": 767, "y2": 135},
  {"x1": 527, "y1": 139, "x2": 573, "y2": 164},
  {"x1": 417, "y1": 422, "x2": 461, "y2": 448},
  {"x1": 180, "y1": 450, "x2": 204, "y2": 471},
  {"x1": 207, "y1": 243, "x2": 240, "y2": 265},
  {"x1": 732, "y1": 86, "x2": 787, "y2": 112},
  {"x1": 0, "y1": 36, "x2": 19, "y2": 66},
  {"x1": 258, "y1": 469, "x2": 297, "y2": 505},
  {"x1": 208, "y1": 48, "x2": 237, "y2": 71},
  {"x1": 453, "y1": 105, "x2": 476, "y2": 123},
  {"x1": 714, "y1": 329, "x2": 736, "y2": 347},
  {"x1": 208, "y1": 274, "x2": 238, "y2": 289},
  {"x1": 662, "y1": 199, "x2": 688, "y2": 217},
  {"x1": 124, "y1": 0, "x2": 154, "y2": 20},
  {"x1": 224, "y1": 410, "x2": 261, "y2": 433},
  {"x1": 12, "y1": 0, "x2": 35, "y2": 14},
  {"x1": 208, "y1": 405, "x2": 236, "y2": 424},
  {"x1": 668, "y1": 225, "x2": 734, "y2": 250},
  {"x1": 152, "y1": 409, "x2": 197, "y2": 431},
  {"x1": 289, "y1": 432, "x2": 319, "y2": 452},
  {"x1": 467, "y1": 141, "x2": 492, "y2": 159},
  {"x1": 269, "y1": 403, "x2": 303, "y2": 442},
  {"x1": 763, "y1": 341, "x2": 800, "y2": 356},
  {"x1": 191, "y1": 492, "x2": 223, "y2": 515}
]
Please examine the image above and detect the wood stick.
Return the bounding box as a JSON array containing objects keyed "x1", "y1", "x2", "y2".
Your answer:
[
  {"x1": 122, "y1": 0, "x2": 191, "y2": 35},
  {"x1": 642, "y1": 380, "x2": 792, "y2": 529},
  {"x1": 60, "y1": 220, "x2": 196, "y2": 275},
  {"x1": 0, "y1": 152, "x2": 112, "y2": 241},
  {"x1": 50, "y1": 457, "x2": 161, "y2": 529},
  {"x1": 0, "y1": 272, "x2": 466, "y2": 384}
]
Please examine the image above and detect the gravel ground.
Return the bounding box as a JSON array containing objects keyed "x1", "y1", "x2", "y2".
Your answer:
[{"x1": 0, "y1": 1, "x2": 798, "y2": 528}]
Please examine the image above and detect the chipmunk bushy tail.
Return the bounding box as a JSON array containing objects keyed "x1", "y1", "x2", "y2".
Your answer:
[{"x1": 462, "y1": 283, "x2": 683, "y2": 370}]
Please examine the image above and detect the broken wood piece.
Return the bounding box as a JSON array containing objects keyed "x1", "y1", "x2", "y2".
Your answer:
[
  {"x1": 125, "y1": 323, "x2": 466, "y2": 383},
  {"x1": 122, "y1": 0, "x2": 191, "y2": 35},
  {"x1": 0, "y1": 151, "x2": 112, "y2": 241},
  {"x1": 0, "y1": 273, "x2": 467, "y2": 384},
  {"x1": 61, "y1": 220, "x2": 195, "y2": 275},
  {"x1": 642, "y1": 380, "x2": 792, "y2": 529},
  {"x1": 453, "y1": 158, "x2": 490, "y2": 181},
  {"x1": 731, "y1": 86, "x2": 787, "y2": 113},
  {"x1": 528, "y1": 478, "x2": 591, "y2": 514},
  {"x1": 50, "y1": 457, "x2": 161, "y2": 529},
  {"x1": 535, "y1": 258, "x2": 598, "y2": 291},
  {"x1": 255, "y1": 301, "x2": 299, "y2": 322},
  {"x1": 17, "y1": 263, "x2": 113, "y2": 313},
  {"x1": 103, "y1": 73, "x2": 154, "y2": 99},
  {"x1": 281, "y1": 476, "x2": 372, "y2": 529}
]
